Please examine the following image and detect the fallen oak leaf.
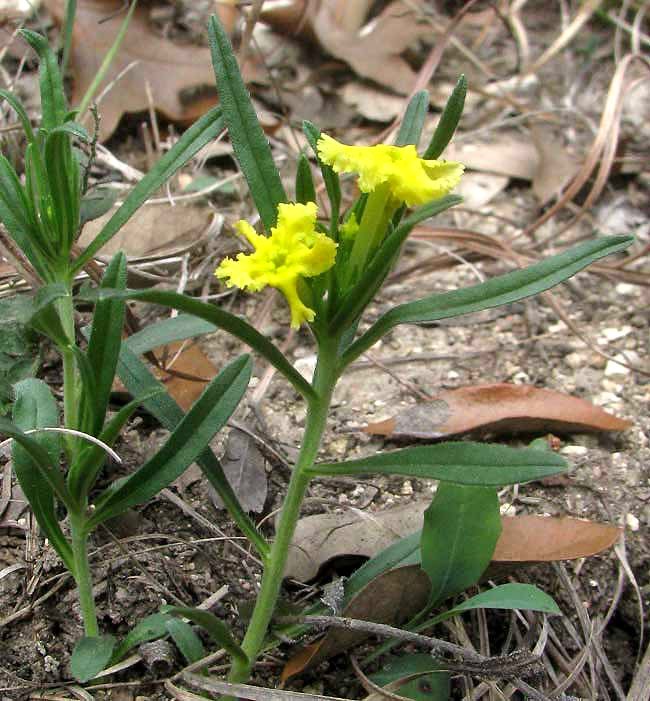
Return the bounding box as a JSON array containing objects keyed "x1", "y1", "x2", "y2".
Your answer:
[
  {"x1": 364, "y1": 383, "x2": 632, "y2": 439},
  {"x1": 43, "y1": 0, "x2": 254, "y2": 141}
]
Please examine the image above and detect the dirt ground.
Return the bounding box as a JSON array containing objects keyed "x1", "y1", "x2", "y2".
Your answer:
[{"x1": 0, "y1": 2, "x2": 649, "y2": 700}]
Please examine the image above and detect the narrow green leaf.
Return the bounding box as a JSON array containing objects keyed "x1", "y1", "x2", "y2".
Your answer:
[
  {"x1": 116, "y1": 342, "x2": 269, "y2": 559},
  {"x1": 79, "y1": 188, "x2": 118, "y2": 226},
  {"x1": 126, "y1": 314, "x2": 216, "y2": 356},
  {"x1": 342, "y1": 235, "x2": 634, "y2": 365},
  {"x1": 71, "y1": 635, "x2": 116, "y2": 682},
  {"x1": 162, "y1": 605, "x2": 248, "y2": 666},
  {"x1": 421, "y1": 484, "x2": 500, "y2": 605},
  {"x1": 73, "y1": 107, "x2": 225, "y2": 271},
  {"x1": 344, "y1": 531, "x2": 422, "y2": 603},
  {"x1": 309, "y1": 442, "x2": 567, "y2": 485},
  {"x1": 0, "y1": 156, "x2": 50, "y2": 278},
  {"x1": 303, "y1": 120, "x2": 341, "y2": 232},
  {"x1": 10, "y1": 379, "x2": 73, "y2": 571},
  {"x1": 394, "y1": 90, "x2": 429, "y2": 147},
  {"x1": 76, "y1": 0, "x2": 137, "y2": 117},
  {"x1": 88, "y1": 355, "x2": 252, "y2": 527},
  {"x1": 423, "y1": 75, "x2": 467, "y2": 159},
  {"x1": 330, "y1": 195, "x2": 462, "y2": 335},
  {"x1": 112, "y1": 612, "x2": 172, "y2": 662},
  {"x1": 295, "y1": 153, "x2": 316, "y2": 205},
  {"x1": 86, "y1": 252, "x2": 127, "y2": 432},
  {"x1": 19, "y1": 30, "x2": 66, "y2": 130},
  {"x1": 208, "y1": 15, "x2": 286, "y2": 232},
  {"x1": 69, "y1": 388, "x2": 164, "y2": 501},
  {"x1": 80, "y1": 287, "x2": 316, "y2": 401},
  {"x1": 0, "y1": 88, "x2": 35, "y2": 142},
  {"x1": 447, "y1": 583, "x2": 561, "y2": 617},
  {"x1": 166, "y1": 618, "x2": 206, "y2": 665}
]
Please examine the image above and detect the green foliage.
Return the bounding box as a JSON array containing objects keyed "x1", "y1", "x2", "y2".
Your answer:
[{"x1": 0, "y1": 297, "x2": 40, "y2": 415}]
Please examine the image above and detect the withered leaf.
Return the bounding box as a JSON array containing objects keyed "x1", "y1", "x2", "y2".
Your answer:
[
  {"x1": 281, "y1": 565, "x2": 430, "y2": 681},
  {"x1": 43, "y1": 0, "x2": 240, "y2": 140},
  {"x1": 285, "y1": 500, "x2": 430, "y2": 583},
  {"x1": 209, "y1": 427, "x2": 268, "y2": 514},
  {"x1": 113, "y1": 341, "x2": 215, "y2": 412},
  {"x1": 493, "y1": 515, "x2": 621, "y2": 562},
  {"x1": 364, "y1": 384, "x2": 632, "y2": 439}
]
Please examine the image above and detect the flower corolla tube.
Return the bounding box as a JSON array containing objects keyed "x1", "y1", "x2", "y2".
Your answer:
[
  {"x1": 216, "y1": 201, "x2": 337, "y2": 328},
  {"x1": 317, "y1": 134, "x2": 464, "y2": 207}
]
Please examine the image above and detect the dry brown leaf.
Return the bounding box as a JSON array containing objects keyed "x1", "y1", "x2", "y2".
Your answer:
[
  {"x1": 493, "y1": 515, "x2": 622, "y2": 562},
  {"x1": 285, "y1": 500, "x2": 430, "y2": 582},
  {"x1": 78, "y1": 202, "x2": 210, "y2": 258},
  {"x1": 209, "y1": 428, "x2": 268, "y2": 514},
  {"x1": 281, "y1": 565, "x2": 430, "y2": 681},
  {"x1": 114, "y1": 341, "x2": 215, "y2": 412},
  {"x1": 363, "y1": 383, "x2": 632, "y2": 439},
  {"x1": 42, "y1": 0, "x2": 243, "y2": 140}
]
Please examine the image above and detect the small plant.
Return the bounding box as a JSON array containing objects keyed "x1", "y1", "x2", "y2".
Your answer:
[{"x1": 0, "y1": 17, "x2": 632, "y2": 694}]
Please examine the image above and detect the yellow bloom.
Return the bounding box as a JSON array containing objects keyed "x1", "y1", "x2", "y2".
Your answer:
[
  {"x1": 317, "y1": 134, "x2": 464, "y2": 207},
  {"x1": 215, "y1": 202, "x2": 337, "y2": 328}
]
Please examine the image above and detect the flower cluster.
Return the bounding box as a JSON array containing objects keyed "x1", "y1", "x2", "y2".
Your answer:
[
  {"x1": 215, "y1": 135, "x2": 463, "y2": 327},
  {"x1": 317, "y1": 134, "x2": 464, "y2": 207},
  {"x1": 216, "y1": 202, "x2": 336, "y2": 328}
]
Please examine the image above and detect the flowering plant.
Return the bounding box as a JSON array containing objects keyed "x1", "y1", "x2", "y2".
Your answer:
[{"x1": 0, "y1": 16, "x2": 633, "y2": 694}]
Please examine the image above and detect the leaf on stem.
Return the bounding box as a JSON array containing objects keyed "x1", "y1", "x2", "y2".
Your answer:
[
  {"x1": 421, "y1": 484, "x2": 500, "y2": 606},
  {"x1": 73, "y1": 107, "x2": 225, "y2": 271},
  {"x1": 208, "y1": 15, "x2": 286, "y2": 233},
  {"x1": 71, "y1": 634, "x2": 116, "y2": 682},
  {"x1": 87, "y1": 354, "x2": 252, "y2": 527},
  {"x1": 80, "y1": 287, "x2": 316, "y2": 400},
  {"x1": 309, "y1": 442, "x2": 567, "y2": 486},
  {"x1": 342, "y1": 235, "x2": 634, "y2": 365}
]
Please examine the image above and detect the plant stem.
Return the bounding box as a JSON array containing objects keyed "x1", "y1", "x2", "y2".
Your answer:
[
  {"x1": 228, "y1": 338, "x2": 339, "y2": 684},
  {"x1": 69, "y1": 512, "x2": 99, "y2": 637}
]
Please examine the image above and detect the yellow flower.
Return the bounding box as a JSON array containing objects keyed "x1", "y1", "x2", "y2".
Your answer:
[
  {"x1": 215, "y1": 202, "x2": 337, "y2": 328},
  {"x1": 317, "y1": 134, "x2": 464, "y2": 207}
]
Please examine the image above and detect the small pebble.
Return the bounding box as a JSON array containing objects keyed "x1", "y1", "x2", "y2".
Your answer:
[
  {"x1": 626, "y1": 513, "x2": 640, "y2": 532},
  {"x1": 560, "y1": 445, "x2": 588, "y2": 456}
]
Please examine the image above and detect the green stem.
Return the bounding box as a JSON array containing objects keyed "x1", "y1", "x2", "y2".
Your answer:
[
  {"x1": 228, "y1": 338, "x2": 340, "y2": 684},
  {"x1": 69, "y1": 512, "x2": 99, "y2": 637}
]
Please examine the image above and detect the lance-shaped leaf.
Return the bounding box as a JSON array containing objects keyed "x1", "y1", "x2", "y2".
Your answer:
[
  {"x1": 295, "y1": 152, "x2": 316, "y2": 205},
  {"x1": 20, "y1": 30, "x2": 66, "y2": 130},
  {"x1": 85, "y1": 252, "x2": 127, "y2": 433},
  {"x1": 208, "y1": 15, "x2": 286, "y2": 233},
  {"x1": 125, "y1": 314, "x2": 216, "y2": 355},
  {"x1": 394, "y1": 90, "x2": 429, "y2": 147},
  {"x1": 342, "y1": 234, "x2": 634, "y2": 365},
  {"x1": 424, "y1": 74, "x2": 467, "y2": 159},
  {"x1": 444, "y1": 582, "x2": 560, "y2": 618},
  {"x1": 162, "y1": 605, "x2": 248, "y2": 667},
  {"x1": 9, "y1": 380, "x2": 73, "y2": 570},
  {"x1": 421, "y1": 484, "x2": 500, "y2": 606},
  {"x1": 73, "y1": 106, "x2": 225, "y2": 270},
  {"x1": 79, "y1": 287, "x2": 316, "y2": 400},
  {"x1": 87, "y1": 354, "x2": 252, "y2": 528},
  {"x1": 303, "y1": 120, "x2": 341, "y2": 232},
  {"x1": 116, "y1": 342, "x2": 269, "y2": 559},
  {"x1": 308, "y1": 442, "x2": 566, "y2": 485}
]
